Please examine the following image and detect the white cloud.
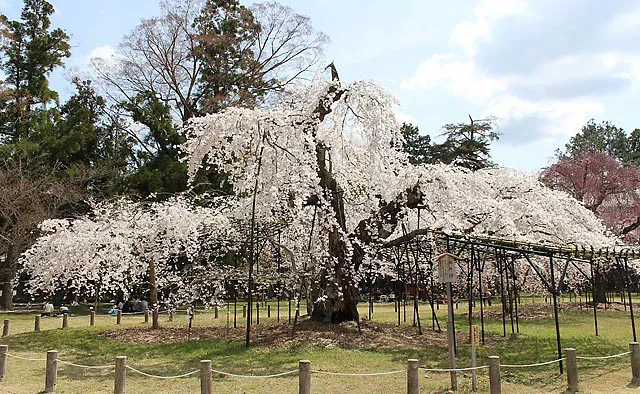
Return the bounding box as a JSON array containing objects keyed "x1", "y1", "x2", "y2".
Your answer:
[
  {"x1": 485, "y1": 95, "x2": 604, "y2": 141},
  {"x1": 88, "y1": 45, "x2": 117, "y2": 62},
  {"x1": 400, "y1": 53, "x2": 507, "y2": 102},
  {"x1": 449, "y1": 0, "x2": 529, "y2": 56},
  {"x1": 86, "y1": 45, "x2": 120, "y2": 71},
  {"x1": 402, "y1": 0, "x2": 640, "y2": 148},
  {"x1": 393, "y1": 106, "x2": 418, "y2": 126}
]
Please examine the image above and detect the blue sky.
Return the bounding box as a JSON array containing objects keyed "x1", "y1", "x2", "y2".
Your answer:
[{"x1": 2, "y1": 0, "x2": 639, "y2": 171}]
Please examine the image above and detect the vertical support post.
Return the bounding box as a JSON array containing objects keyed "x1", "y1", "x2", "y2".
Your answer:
[
  {"x1": 407, "y1": 359, "x2": 419, "y2": 394},
  {"x1": 62, "y1": 315, "x2": 68, "y2": 329},
  {"x1": 267, "y1": 305, "x2": 271, "y2": 318},
  {"x1": 243, "y1": 305, "x2": 246, "y2": 318},
  {"x1": 200, "y1": 360, "x2": 212, "y2": 394},
  {"x1": 623, "y1": 257, "x2": 637, "y2": 342},
  {"x1": 446, "y1": 282, "x2": 457, "y2": 390},
  {"x1": 489, "y1": 356, "x2": 501, "y2": 394},
  {"x1": 90, "y1": 311, "x2": 95, "y2": 327},
  {"x1": 115, "y1": 356, "x2": 126, "y2": 394},
  {"x1": 35, "y1": 315, "x2": 41, "y2": 332},
  {"x1": 0, "y1": 344, "x2": 7, "y2": 382},
  {"x1": 45, "y1": 350, "x2": 58, "y2": 392},
  {"x1": 116, "y1": 310, "x2": 122, "y2": 325},
  {"x1": 631, "y1": 342, "x2": 640, "y2": 385},
  {"x1": 299, "y1": 360, "x2": 310, "y2": 394},
  {"x1": 550, "y1": 254, "x2": 563, "y2": 374},
  {"x1": 144, "y1": 309, "x2": 149, "y2": 323},
  {"x1": 256, "y1": 301, "x2": 260, "y2": 325},
  {"x1": 214, "y1": 307, "x2": 219, "y2": 319},
  {"x1": 471, "y1": 345, "x2": 477, "y2": 392},
  {"x1": 2, "y1": 320, "x2": 8, "y2": 337},
  {"x1": 590, "y1": 260, "x2": 599, "y2": 336},
  {"x1": 565, "y1": 348, "x2": 578, "y2": 393}
]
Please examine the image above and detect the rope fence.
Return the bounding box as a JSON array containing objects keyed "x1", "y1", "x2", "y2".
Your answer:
[{"x1": 1, "y1": 343, "x2": 639, "y2": 394}]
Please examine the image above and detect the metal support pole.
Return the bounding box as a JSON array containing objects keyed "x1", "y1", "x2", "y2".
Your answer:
[
  {"x1": 446, "y1": 282, "x2": 457, "y2": 391},
  {"x1": 550, "y1": 255, "x2": 564, "y2": 374}
]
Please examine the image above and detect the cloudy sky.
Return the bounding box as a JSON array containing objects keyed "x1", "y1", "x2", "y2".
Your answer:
[{"x1": 2, "y1": 0, "x2": 639, "y2": 171}]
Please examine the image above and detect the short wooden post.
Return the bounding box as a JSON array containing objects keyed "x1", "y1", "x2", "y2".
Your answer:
[
  {"x1": 489, "y1": 356, "x2": 501, "y2": 394},
  {"x1": 35, "y1": 315, "x2": 41, "y2": 332},
  {"x1": 407, "y1": 359, "x2": 419, "y2": 394},
  {"x1": 90, "y1": 311, "x2": 95, "y2": 326},
  {"x1": 299, "y1": 360, "x2": 311, "y2": 394},
  {"x1": 268, "y1": 305, "x2": 271, "y2": 318},
  {"x1": 242, "y1": 305, "x2": 246, "y2": 318},
  {"x1": 2, "y1": 319, "x2": 8, "y2": 337},
  {"x1": 116, "y1": 310, "x2": 122, "y2": 325},
  {"x1": 565, "y1": 348, "x2": 578, "y2": 393},
  {"x1": 144, "y1": 309, "x2": 149, "y2": 323},
  {"x1": 631, "y1": 342, "x2": 640, "y2": 385},
  {"x1": 214, "y1": 307, "x2": 219, "y2": 319},
  {"x1": 200, "y1": 360, "x2": 212, "y2": 394},
  {"x1": 115, "y1": 356, "x2": 126, "y2": 394},
  {"x1": 0, "y1": 344, "x2": 7, "y2": 382},
  {"x1": 45, "y1": 350, "x2": 58, "y2": 392},
  {"x1": 62, "y1": 314, "x2": 68, "y2": 329}
]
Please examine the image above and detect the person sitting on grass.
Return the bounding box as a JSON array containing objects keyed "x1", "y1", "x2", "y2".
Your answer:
[
  {"x1": 107, "y1": 305, "x2": 118, "y2": 315},
  {"x1": 41, "y1": 302, "x2": 54, "y2": 317},
  {"x1": 59, "y1": 305, "x2": 69, "y2": 316}
]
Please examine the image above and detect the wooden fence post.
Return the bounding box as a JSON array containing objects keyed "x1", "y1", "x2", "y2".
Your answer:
[
  {"x1": 407, "y1": 359, "x2": 419, "y2": 394},
  {"x1": 0, "y1": 344, "x2": 7, "y2": 382},
  {"x1": 268, "y1": 305, "x2": 271, "y2": 318},
  {"x1": 631, "y1": 342, "x2": 640, "y2": 385},
  {"x1": 299, "y1": 360, "x2": 310, "y2": 394},
  {"x1": 2, "y1": 320, "x2": 8, "y2": 337},
  {"x1": 144, "y1": 309, "x2": 149, "y2": 323},
  {"x1": 62, "y1": 315, "x2": 68, "y2": 329},
  {"x1": 200, "y1": 360, "x2": 212, "y2": 394},
  {"x1": 116, "y1": 310, "x2": 122, "y2": 325},
  {"x1": 35, "y1": 315, "x2": 41, "y2": 332},
  {"x1": 115, "y1": 356, "x2": 126, "y2": 394},
  {"x1": 489, "y1": 356, "x2": 501, "y2": 394},
  {"x1": 90, "y1": 311, "x2": 95, "y2": 326},
  {"x1": 243, "y1": 305, "x2": 246, "y2": 318},
  {"x1": 45, "y1": 350, "x2": 58, "y2": 392},
  {"x1": 214, "y1": 307, "x2": 219, "y2": 319},
  {"x1": 565, "y1": 348, "x2": 578, "y2": 393}
]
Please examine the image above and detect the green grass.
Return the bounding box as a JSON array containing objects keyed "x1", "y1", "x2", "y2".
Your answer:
[{"x1": 0, "y1": 299, "x2": 637, "y2": 393}]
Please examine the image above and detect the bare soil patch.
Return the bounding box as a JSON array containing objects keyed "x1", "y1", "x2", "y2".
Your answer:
[{"x1": 103, "y1": 318, "x2": 453, "y2": 350}]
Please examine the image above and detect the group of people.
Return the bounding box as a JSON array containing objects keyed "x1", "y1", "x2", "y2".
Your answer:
[
  {"x1": 107, "y1": 298, "x2": 151, "y2": 315},
  {"x1": 40, "y1": 302, "x2": 69, "y2": 317}
]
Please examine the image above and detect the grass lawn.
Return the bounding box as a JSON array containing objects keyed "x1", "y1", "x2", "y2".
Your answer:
[{"x1": 0, "y1": 298, "x2": 637, "y2": 393}]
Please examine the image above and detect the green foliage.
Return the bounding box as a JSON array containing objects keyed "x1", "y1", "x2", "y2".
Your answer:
[
  {"x1": 193, "y1": 0, "x2": 267, "y2": 114},
  {"x1": 562, "y1": 119, "x2": 629, "y2": 162},
  {"x1": 0, "y1": 0, "x2": 70, "y2": 143},
  {"x1": 400, "y1": 123, "x2": 434, "y2": 165},
  {"x1": 400, "y1": 118, "x2": 498, "y2": 171},
  {"x1": 437, "y1": 117, "x2": 498, "y2": 171}
]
